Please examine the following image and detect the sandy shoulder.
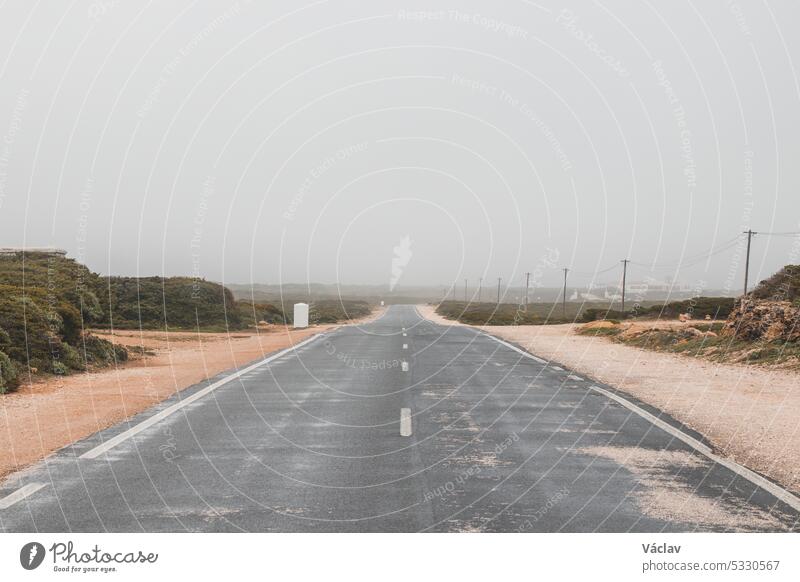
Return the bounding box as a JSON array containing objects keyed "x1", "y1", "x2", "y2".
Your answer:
[
  {"x1": 0, "y1": 324, "x2": 334, "y2": 479},
  {"x1": 416, "y1": 304, "x2": 800, "y2": 495}
]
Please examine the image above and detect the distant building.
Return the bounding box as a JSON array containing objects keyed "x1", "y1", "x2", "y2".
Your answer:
[{"x1": 0, "y1": 247, "x2": 67, "y2": 256}]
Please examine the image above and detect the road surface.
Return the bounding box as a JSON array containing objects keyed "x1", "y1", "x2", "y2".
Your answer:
[{"x1": 1, "y1": 305, "x2": 797, "y2": 532}]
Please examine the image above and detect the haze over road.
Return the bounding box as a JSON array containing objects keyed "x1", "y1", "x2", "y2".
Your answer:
[{"x1": 1, "y1": 306, "x2": 797, "y2": 532}]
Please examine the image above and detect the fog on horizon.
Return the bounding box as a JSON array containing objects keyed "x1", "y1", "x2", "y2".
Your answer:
[{"x1": 1, "y1": 1, "x2": 799, "y2": 295}]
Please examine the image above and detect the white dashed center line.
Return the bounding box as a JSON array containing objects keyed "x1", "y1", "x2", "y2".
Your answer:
[
  {"x1": 400, "y1": 408, "x2": 412, "y2": 436},
  {"x1": 403, "y1": 343, "x2": 408, "y2": 349},
  {"x1": 401, "y1": 361, "x2": 409, "y2": 372}
]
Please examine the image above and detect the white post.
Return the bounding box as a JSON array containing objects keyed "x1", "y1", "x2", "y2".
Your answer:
[{"x1": 293, "y1": 303, "x2": 309, "y2": 328}]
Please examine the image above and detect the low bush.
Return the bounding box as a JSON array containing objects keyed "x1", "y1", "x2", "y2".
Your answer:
[{"x1": 0, "y1": 350, "x2": 18, "y2": 393}]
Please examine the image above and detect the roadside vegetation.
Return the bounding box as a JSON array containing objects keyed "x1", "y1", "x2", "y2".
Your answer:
[
  {"x1": 0, "y1": 252, "x2": 372, "y2": 392},
  {"x1": 0, "y1": 253, "x2": 125, "y2": 392},
  {"x1": 234, "y1": 298, "x2": 371, "y2": 326},
  {"x1": 435, "y1": 300, "x2": 665, "y2": 326},
  {"x1": 577, "y1": 266, "x2": 800, "y2": 370},
  {"x1": 577, "y1": 320, "x2": 800, "y2": 370}
]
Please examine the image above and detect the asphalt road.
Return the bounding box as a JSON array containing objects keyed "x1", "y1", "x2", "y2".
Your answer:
[{"x1": 1, "y1": 305, "x2": 798, "y2": 532}]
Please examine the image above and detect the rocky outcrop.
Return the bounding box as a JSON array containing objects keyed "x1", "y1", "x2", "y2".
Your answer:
[{"x1": 722, "y1": 299, "x2": 800, "y2": 342}]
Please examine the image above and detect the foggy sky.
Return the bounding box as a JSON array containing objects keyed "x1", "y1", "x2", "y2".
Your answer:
[{"x1": 1, "y1": 0, "x2": 799, "y2": 293}]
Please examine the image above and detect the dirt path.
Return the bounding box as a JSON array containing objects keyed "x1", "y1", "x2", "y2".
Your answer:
[
  {"x1": 417, "y1": 305, "x2": 800, "y2": 495},
  {"x1": 0, "y1": 324, "x2": 336, "y2": 480}
]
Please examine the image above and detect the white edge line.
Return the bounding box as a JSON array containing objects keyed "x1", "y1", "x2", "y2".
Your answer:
[
  {"x1": 80, "y1": 332, "x2": 324, "y2": 460},
  {"x1": 481, "y1": 332, "x2": 800, "y2": 512},
  {"x1": 480, "y1": 333, "x2": 548, "y2": 364},
  {"x1": 568, "y1": 375, "x2": 584, "y2": 381},
  {"x1": 400, "y1": 408, "x2": 412, "y2": 436},
  {"x1": 0, "y1": 482, "x2": 47, "y2": 510}
]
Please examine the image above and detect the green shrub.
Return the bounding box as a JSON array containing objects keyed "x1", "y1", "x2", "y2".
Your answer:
[
  {"x1": 235, "y1": 301, "x2": 287, "y2": 326},
  {"x1": 51, "y1": 360, "x2": 68, "y2": 375},
  {"x1": 750, "y1": 265, "x2": 800, "y2": 302},
  {"x1": 634, "y1": 297, "x2": 735, "y2": 320},
  {"x1": 103, "y1": 276, "x2": 243, "y2": 330},
  {"x1": 0, "y1": 350, "x2": 18, "y2": 393},
  {"x1": 0, "y1": 325, "x2": 10, "y2": 349},
  {"x1": 59, "y1": 342, "x2": 86, "y2": 371},
  {"x1": 80, "y1": 334, "x2": 128, "y2": 366},
  {"x1": 0, "y1": 292, "x2": 57, "y2": 363}
]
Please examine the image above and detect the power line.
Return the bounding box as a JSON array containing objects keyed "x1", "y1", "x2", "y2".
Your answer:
[
  {"x1": 628, "y1": 235, "x2": 741, "y2": 270},
  {"x1": 570, "y1": 263, "x2": 620, "y2": 276},
  {"x1": 756, "y1": 231, "x2": 800, "y2": 237}
]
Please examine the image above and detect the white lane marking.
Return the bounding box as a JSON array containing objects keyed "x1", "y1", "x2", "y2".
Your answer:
[
  {"x1": 551, "y1": 366, "x2": 563, "y2": 371},
  {"x1": 402, "y1": 332, "x2": 407, "y2": 337},
  {"x1": 0, "y1": 482, "x2": 46, "y2": 510},
  {"x1": 402, "y1": 327, "x2": 406, "y2": 331},
  {"x1": 590, "y1": 384, "x2": 800, "y2": 512},
  {"x1": 80, "y1": 333, "x2": 325, "y2": 460},
  {"x1": 481, "y1": 330, "x2": 800, "y2": 512},
  {"x1": 568, "y1": 375, "x2": 584, "y2": 381},
  {"x1": 403, "y1": 343, "x2": 408, "y2": 349},
  {"x1": 481, "y1": 334, "x2": 547, "y2": 363},
  {"x1": 401, "y1": 361, "x2": 409, "y2": 372},
  {"x1": 400, "y1": 408, "x2": 412, "y2": 436}
]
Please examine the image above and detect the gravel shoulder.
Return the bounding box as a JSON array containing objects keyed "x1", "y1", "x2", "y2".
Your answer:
[
  {"x1": 417, "y1": 304, "x2": 800, "y2": 495},
  {"x1": 0, "y1": 324, "x2": 337, "y2": 480}
]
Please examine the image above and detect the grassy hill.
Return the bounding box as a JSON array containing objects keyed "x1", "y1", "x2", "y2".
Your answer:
[
  {"x1": 749, "y1": 264, "x2": 800, "y2": 303},
  {"x1": 0, "y1": 252, "x2": 373, "y2": 392},
  {"x1": 101, "y1": 276, "x2": 242, "y2": 331},
  {"x1": 0, "y1": 252, "x2": 126, "y2": 392},
  {"x1": 0, "y1": 254, "x2": 240, "y2": 392}
]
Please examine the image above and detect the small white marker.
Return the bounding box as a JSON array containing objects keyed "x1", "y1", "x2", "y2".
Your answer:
[
  {"x1": 401, "y1": 361, "x2": 409, "y2": 372},
  {"x1": 551, "y1": 366, "x2": 563, "y2": 371},
  {"x1": 403, "y1": 343, "x2": 408, "y2": 349},
  {"x1": 568, "y1": 375, "x2": 584, "y2": 381},
  {"x1": 0, "y1": 482, "x2": 46, "y2": 510},
  {"x1": 400, "y1": 408, "x2": 412, "y2": 436},
  {"x1": 402, "y1": 332, "x2": 407, "y2": 337}
]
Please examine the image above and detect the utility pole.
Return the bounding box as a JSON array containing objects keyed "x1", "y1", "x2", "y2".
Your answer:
[
  {"x1": 464, "y1": 278, "x2": 468, "y2": 303},
  {"x1": 478, "y1": 277, "x2": 482, "y2": 302},
  {"x1": 743, "y1": 230, "x2": 756, "y2": 296},
  {"x1": 620, "y1": 259, "x2": 629, "y2": 313},
  {"x1": 497, "y1": 277, "x2": 502, "y2": 304},
  {"x1": 562, "y1": 268, "x2": 569, "y2": 318},
  {"x1": 524, "y1": 272, "x2": 531, "y2": 310}
]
